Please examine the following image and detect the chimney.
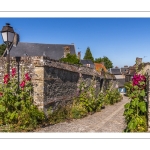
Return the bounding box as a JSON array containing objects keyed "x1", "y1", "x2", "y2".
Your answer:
[
  {"x1": 136, "y1": 57, "x2": 142, "y2": 65},
  {"x1": 63, "y1": 46, "x2": 70, "y2": 58},
  {"x1": 77, "y1": 51, "x2": 81, "y2": 60}
]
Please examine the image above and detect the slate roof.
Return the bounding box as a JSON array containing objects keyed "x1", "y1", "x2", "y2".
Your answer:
[
  {"x1": 80, "y1": 59, "x2": 94, "y2": 65},
  {"x1": 109, "y1": 68, "x2": 122, "y2": 75},
  {"x1": 4, "y1": 42, "x2": 76, "y2": 60},
  {"x1": 80, "y1": 59, "x2": 95, "y2": 68}
]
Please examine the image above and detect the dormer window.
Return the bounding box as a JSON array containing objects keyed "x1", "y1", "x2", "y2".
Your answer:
[{"x1": 87, "y1": 64, "x2": 90, "y2": 67}]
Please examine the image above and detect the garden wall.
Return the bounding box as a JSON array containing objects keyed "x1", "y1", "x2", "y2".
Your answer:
[{"x1": 0, "y1": 56, "x2": 115, "y2": 114}]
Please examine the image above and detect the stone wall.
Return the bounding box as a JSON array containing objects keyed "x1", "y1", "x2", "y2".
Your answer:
[{"x1": 0, "y1": 56, "x2": 115, "y2": 114}]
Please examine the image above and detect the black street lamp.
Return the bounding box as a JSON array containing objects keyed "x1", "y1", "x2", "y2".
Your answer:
[{"x1": 1, "y1": 23, "x2": 15, "y2": 74}]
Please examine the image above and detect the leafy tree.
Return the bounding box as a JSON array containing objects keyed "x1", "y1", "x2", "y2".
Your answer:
[
  {"x1": 60, "y1": 53, "x2": 81, "y2": 65},
  {"x1": 83, "y1": 47, "x2": 94, "y2": 62},
  {"x1": 0, "y1": 44, "x2": 6, "y2": 56},
  {"x1": 95, "y1": 56, "x2": 113, "y2": 69}
]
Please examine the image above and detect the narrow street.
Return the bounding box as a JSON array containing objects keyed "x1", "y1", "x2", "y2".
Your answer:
[{"x1": 36, "y1": 95, "x2": 130, "y2": 132}]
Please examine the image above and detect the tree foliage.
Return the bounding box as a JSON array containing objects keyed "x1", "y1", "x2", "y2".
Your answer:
[
  {"x1": 60, "y1": 53, "x2": 81, "y2": 65},
  {"x1": 0, "y1": 44, "x2": 6, "y2": 56},
  {"x1": 94, "y1": 56, "x2": 113, "y2": 69},
  {"x1": 83, "y1": 47, "x2": 94, "y2": 62}
]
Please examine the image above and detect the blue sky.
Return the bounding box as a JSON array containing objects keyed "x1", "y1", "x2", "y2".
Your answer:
[{"x1": 0, "y1": 18, "x2": 150, "y2": 68}]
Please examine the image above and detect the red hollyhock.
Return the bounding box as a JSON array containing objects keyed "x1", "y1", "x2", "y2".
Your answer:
[
  {"x1": 25, "y1": 73, "x2": 31, "y2": 81},
  {"x1": 132, "y1": 73, "x2": 146, "y2": 90},
  {"x1": 4, "y1": 74, "x2": 9, "y2": 84},
  {"x1": 141, "y1": 75, "x2": 146, "y2": 81},
  {"x1": 20, "y1": 80, "x2": 26, "y2": 88},
  {"x1": 12, "y1": 68, "x2": 16, "y2": 77},
  {"x1": 0, "y1": 92, "x2": 3, "y2": 96}
]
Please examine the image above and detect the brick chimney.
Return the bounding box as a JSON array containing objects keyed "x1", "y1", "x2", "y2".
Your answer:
[
  {"x1": 136, "y1": 57, "x2": 142, "y2": 65},
  {"x1": 77, "y1": 51, "x2": 81, "y2": 60}
]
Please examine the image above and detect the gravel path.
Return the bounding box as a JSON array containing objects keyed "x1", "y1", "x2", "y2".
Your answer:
[{"x1": 36, "y1": 95, "x2": 130, "y2": 132}]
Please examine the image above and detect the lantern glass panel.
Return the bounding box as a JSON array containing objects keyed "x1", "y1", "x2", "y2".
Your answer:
[
  {"x1": 8, "y1": 32, "x2": 15, "y2": 43},
  {"x1": 2, "y1": 32, "x2": 7, "y2": 42}
]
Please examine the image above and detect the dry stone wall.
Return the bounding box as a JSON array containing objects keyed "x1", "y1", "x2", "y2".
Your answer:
[{"x1": 0, "y1": 56, "x2": 114, "y2": 114}]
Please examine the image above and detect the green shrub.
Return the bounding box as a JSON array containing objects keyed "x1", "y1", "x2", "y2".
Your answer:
[
  {"x1": 60, "y1": 53, "x2": 82, "y2": 65},
  {"x1": 70, "y1": 102, "x2": 88, "y2": 119},
  {"x1": 124, "y1": 82, "x2": 132, "y2": 96},
  {"x1": 71, "y1": 77, "x2": 122, "y2": 119},
  {"x1": 47, "y1": 105, "x2": 71, "y2": 124}
]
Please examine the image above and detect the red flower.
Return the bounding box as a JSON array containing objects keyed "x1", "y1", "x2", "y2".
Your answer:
[
  {"x1": 4, "y1": 74, "x2": 9, "y2": 84},
  {"x1": 12, "y1": 68, "x2": 16, "y2": 77},
  {"x1": 25, "y1": 73, "x2": 31, "y2": 81},
  {"x1": 132, "y1": 73, "x2": 146, "y2": 89},
  {"x1": 0, "y1": 92, "x2": 3, "y2": 97},
  {"x1": 141, "y1": 75, "x2": 146, "y2": 81},
  {"x1": 20, "y1": 80, "x2": 26, "y2": 88}
]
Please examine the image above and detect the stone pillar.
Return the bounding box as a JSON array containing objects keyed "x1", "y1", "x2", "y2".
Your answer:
[
  {"x1": 147, "y1": 70, "x2": 150, "y2": 131},
  {"x1": 32, "y1": 57, "x2": 45, "y2": 111}
]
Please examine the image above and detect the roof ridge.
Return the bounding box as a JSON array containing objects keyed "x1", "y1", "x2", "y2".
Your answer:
[{"x1": 18, "y1": 42, "x2": 74, "y2": 45}]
